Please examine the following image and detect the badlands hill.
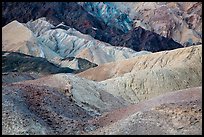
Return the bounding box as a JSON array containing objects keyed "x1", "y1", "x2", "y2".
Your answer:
[
  {"x1": 2, "y1": 2, "x2": 183, "y2": 52},
  {"x1": 2, "y1": 79, "x2": 201, "y2": 135},
  {"x1": 112, "y1": 2, "x2": 202, "y2": 46},
  {"x1": 2, "y1": 19, "x2": 150, "y2": 70},
  {"x1": 2, "y1": 73, "x2": 129, "y2": 135},
  {"x1": 89, "y1": 87, "x2": 202, "y2": 135},
  {"x1": 2, "y1": 82, "x2": 94, "y2": 135},
  {"x1": 2, "y1": 2, "x2": 202, "y2": 135},
  {"x1": 16, "y1": 73, "x2": 129, "y2": 114},
  {"x1": 26, "y1": 18, "x2": 149, "y2": 65},
  {"x1": 78, "y1": 45, "x2": 202, "y2": 103},
  {"x1": 2, "y1": 20, "x2": 45, "y2": 57}
]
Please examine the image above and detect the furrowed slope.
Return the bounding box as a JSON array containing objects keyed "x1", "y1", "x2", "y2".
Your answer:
[
  {"x1": 78, "y1": 45, "x2": 202, "y2": 103},
  {"x1": 78, "y1": 45, "x2": 202, "y2": 81},
  {"x1": 3, "y1": 19, "x2": 149, "y2": 70}
]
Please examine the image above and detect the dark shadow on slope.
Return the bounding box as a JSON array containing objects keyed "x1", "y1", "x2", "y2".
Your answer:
[
  {"x1": 60, "y1": 57, "x2": 98, "y2": 74},
  {"x1": 2, "y1": 51, "x2": 74, "y2": 74}
]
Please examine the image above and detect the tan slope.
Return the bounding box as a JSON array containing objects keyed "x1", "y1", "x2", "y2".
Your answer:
[
  {"x1": 101, "y1": 66, "x2": 201, "y2": 103},
  {"x1": 2, "y1": 20, "x2": 73, "y2": 69},
  {"x1": 2, "y1": 20, "x2": 44, "y2": 57},
  {"x1": 78, "y1": 45, "x2": 202, "y2": 103},
  {"x1": 78, "y1": 45, "x2": 202, "y2": 82},
  {"x1": 88, "y1": 87, "x2": 202, "y2": 135},
  {"x1": 2, "y1": 20, "x2": 33, "y2": 50}
]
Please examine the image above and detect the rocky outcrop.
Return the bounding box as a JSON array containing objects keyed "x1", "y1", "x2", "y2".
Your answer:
[{"x1": 59, "y1": 57, "x2": 98, "y2": 72}]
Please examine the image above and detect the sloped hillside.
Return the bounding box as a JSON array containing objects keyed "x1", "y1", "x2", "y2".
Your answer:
[
  {"x1": 78, "y1": 45, "x2": 201, "y2": 81},
  {"x1": 78, "y1": 45, "x2": 202, "y2": 103},
  {"x1": 2, "y1": 72, "x2": 40, "y2": 83},
  {"x1": 88, "y1": 87, "x2": 202, "y2": 135},
  {"x1": 17, "y1": 73, "x2": 129, "y2": 114},
  {"x1": 2, "y1": 51, "x2": 73, "y2": 74},
  {"x1": 2, "y1": 2, "x2": 202, "y2": 135},
  {"x1": 112, "y1": 2, "x2": 202, "y2": 46},
  {"x1": 3, "y1": 19, "x2": 149, "y2": 69},
  {"x1": 2, "y1": 83, "x2": 93, "y2": 135},
  {"x1": 2, "y1": 72, "x2": 130, "y2": 135},
  {"x1": 2, "y1": 20, "x2": 45, "y2": 57},
  {"x1": 2, "y1": 2, "x2": 183, "y2": 52}
]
